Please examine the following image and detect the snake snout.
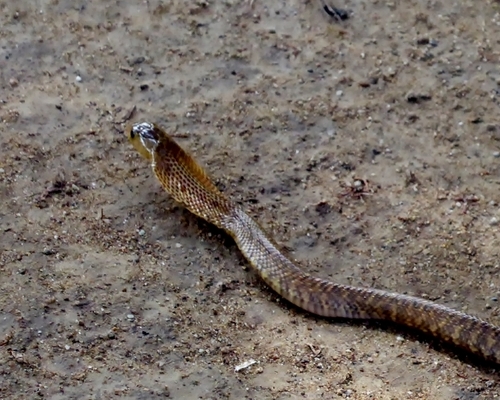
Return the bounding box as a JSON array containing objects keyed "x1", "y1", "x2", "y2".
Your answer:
[{"x1": 131, "y1": 121, "x2": 154, "y2": 139}]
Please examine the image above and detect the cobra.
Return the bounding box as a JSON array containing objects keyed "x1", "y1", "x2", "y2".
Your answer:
[{"x1": 126, "y1": 121, "x2": 500, "y2": 364}]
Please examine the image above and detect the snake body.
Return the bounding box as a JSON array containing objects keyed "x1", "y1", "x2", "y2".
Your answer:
[{"x1": 126, "y1": 121, "x2": 500, "y2": 364}]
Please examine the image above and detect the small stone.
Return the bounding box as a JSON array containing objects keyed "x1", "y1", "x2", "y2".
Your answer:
[
  {"x1": 336, "y1": 90, "x2": 343, "y2": 97},
  {"x1": 386, "y1": 67, "x2": 396, "y2": 77},
  {"x1": 75, "y1": 75, "x2": 82, "y2": 82},
  {"x1": 315, "y1": 201, "x2": 332, "y2": 216},
  {"x1": 407, "y1": 92, "x2": 432, "y2": 103},
  {"x1": 235, "y1": 359, "x2": 256, "y2": 372},
  {"x1": 127, "y1": 314, "x2": 135, "y2": 320},
  {"x1": 0, "y1": 168, "x2": 4, "y2": 173},
  {"x1": 130, "y1": 56, "x2": 145, "y2": 65},
  {"x1": 175, "y1": 243, "x2": 182, "y2": 248},
  {"x1": 138, "y1": 229, "x2": 146, "y2": 236},
  {"x1": 493, "y1": 151, "x2": 500, "y2": 158},
  {"x1": 9, "y1": 78, "x2": 18, "y2": 87},
  {"x1": 489, "y1": 217, "x2": 499, "y2": 226},
  {"x1": 65, "y1": 344, "x2": 71, "y2": 350}
]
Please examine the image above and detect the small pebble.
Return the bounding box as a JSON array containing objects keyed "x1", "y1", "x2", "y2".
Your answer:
[
  {"x1": 336, "y1": 90, "x2": 343, "y2": 97},
  {"x1": 75, "y1": 75, "x2": 82, "y2": 82},
  {"x1": 65, "y1": 344, "x2": 70, "y2": 350},
  {"x1": 175, "y1": 243, "x2": 182, "y2": 248},
  {"x1": 9, "y1": 78, "x2": 19, "y2": 87},
  {"x1": 131, "y1": 56, "x2": 145, "y2": 65},
  {"x1": 235, "y1": 359, "x2": 256, "y2": 372},
  {"x1": 493, "y1": 151, "x2": 500, "y2": 158},
  {"x1": 126, "y1": 314, "x2": 135, "y2": 320},
  {"x1": 138, "y1": 229, "x2": 146, "y2": 236},
  {"x1": 489, "y1": 217, "x2": 499, "y2": 226}
]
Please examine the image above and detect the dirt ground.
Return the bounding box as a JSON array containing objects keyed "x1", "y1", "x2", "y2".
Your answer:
[{"x1": 2, "y1": 0, "x2": 500, "y2": 399}]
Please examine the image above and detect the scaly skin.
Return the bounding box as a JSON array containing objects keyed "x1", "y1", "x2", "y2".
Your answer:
[{"x1": 126, "y1": 121, "x2": 500, "y2": 364}]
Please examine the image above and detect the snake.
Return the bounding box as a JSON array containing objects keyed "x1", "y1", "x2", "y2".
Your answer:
[{"x1": 126, "y1": 121, "x2": 500, "y2": 364}]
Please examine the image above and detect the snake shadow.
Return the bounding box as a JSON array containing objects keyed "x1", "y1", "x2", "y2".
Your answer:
[
  {"x1": 301, "y1": 310, "x2": 500, "y2": 374},
  {"x1": 267, "y1": 287, "x2": 500, "y2": 375},
  {"x1": 151, "y1": 204, "x2": 500, "y2": 375}
]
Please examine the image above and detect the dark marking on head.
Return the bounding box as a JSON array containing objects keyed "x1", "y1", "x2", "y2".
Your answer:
[{"x1": 132, "y1": 122, "x2": 159, "y2": 154}]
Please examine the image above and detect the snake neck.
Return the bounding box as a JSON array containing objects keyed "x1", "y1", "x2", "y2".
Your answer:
[{"x1": 151, "y1": 158, "x2": 234, "y2": 231}]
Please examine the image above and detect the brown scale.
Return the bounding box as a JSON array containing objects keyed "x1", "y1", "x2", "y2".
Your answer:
[{"x1": 126, "y1": 122, "x2": 500, "y2": 364}]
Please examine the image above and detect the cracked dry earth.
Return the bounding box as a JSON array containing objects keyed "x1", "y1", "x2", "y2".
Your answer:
[{"x1": 2, "y1": 0, "x2": 500, "y2": 399}]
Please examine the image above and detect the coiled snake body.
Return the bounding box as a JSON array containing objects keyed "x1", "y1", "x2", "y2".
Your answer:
[{"x1": 126, "y1": 121, "x2": 500, "y2": 364}]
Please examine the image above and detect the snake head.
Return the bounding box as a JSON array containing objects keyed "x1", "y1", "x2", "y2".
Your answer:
[{"x1": 126, "y1": 121, "x2": 161, "y2": 161}]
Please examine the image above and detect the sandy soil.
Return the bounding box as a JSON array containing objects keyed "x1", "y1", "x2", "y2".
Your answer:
[{"x1": 2, "y1": 0, "x2": 500, "y2": 398}]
